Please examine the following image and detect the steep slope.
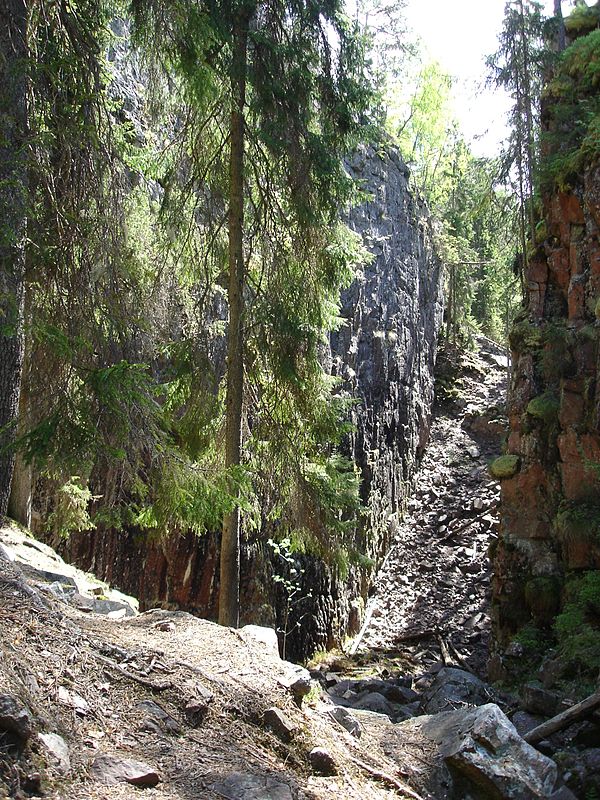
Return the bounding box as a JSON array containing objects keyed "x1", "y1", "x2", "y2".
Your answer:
[{"x1": 353, "y1": 335, "x2": 508, "y2": 678}]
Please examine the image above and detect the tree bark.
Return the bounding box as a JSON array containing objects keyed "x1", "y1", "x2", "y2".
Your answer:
[
  {"x1": 517, "y1": 0, "x2": 537, "y2": 246},
  {"x1": 554, "y1": 0, "x2": 566, "y2": 52},
  {"x1": 219, "y1": 9, "x2": 250, "y2": 628},
  {"x1": 0, "y1": 0, "x2": 28, "y2": 516}
]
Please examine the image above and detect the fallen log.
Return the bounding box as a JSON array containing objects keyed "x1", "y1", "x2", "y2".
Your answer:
[{"x1": 524, "y1": 688, "x2": 600, "y2": 745}]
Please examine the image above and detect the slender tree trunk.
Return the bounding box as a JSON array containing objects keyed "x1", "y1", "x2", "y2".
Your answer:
[
  {"x1": 0, "y1": 0, "x2": 28, "y2": 516},
  {"x1": 8, "y1": 379, "x2": 32, "y2": 527},
  {"x1": 518, "y1": 0, "x2": 537, "y2": 245},
  {"x1": 219, "y1": 9, "x2": 249, "y2": 628},
  {"x1": 554, "y1": 0, "x2": 566, "y2": 52}
]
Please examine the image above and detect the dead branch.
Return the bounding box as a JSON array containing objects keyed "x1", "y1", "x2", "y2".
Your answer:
[{"x1": 524, "y1": 688, "x2": 600, "y2": 745}]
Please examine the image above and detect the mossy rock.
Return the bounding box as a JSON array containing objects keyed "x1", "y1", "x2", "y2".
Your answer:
[
  {"x1": 555, "y1": 503, "x2": 600, "y2": 542},
  {"x1": 534, "y1": 219, "x2": 548, "y2": 244},
  {"x1": 527, "y1": 392, "x2": 560, "y2": 423},
  {"x1": 489, "y1": 454, "x2": 520, "y2": 479},
  {"x1": 510, "y1": 320, "x2": 543, "y2": 352}
]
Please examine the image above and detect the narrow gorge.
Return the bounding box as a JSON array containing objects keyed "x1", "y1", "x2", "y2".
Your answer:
[{"x1": 1, "y1": 2, "x2": 600, "y2": 799}]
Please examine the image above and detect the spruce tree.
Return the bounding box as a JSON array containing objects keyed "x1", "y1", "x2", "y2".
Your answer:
[
  {"x1": 0, "y1": 0, "x2": 28, "y2": 515},
  {"x1": 132, "y1": 0, "x2": 373, "y2": 627}
]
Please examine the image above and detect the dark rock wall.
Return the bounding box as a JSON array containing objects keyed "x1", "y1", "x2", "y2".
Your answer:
[
  {"x1": 492, "y1": 162, "x2": 600, "y2": 644},
  {"x1": 333, "y1": 145, "x2": 443, "y2": 559}
]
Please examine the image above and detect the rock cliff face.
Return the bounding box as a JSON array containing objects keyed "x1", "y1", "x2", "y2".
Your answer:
[
  {"x1": 492, "y1": 160, "x2": 600, "y2": 647},
  {"x1": 66, "y1": 144, "x2": 443, "y2": 660},
  {"x1": 334, "y1": 147, "x2": 444, "y2": 558}
]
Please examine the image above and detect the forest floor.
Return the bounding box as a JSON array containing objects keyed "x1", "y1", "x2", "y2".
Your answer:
[{"x1": 337, "y1": 333, "x2": 508, "y2": 678}]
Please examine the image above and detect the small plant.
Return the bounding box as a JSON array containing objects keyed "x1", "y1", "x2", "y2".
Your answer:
[
  {"x1": 268, "y1": 536, "x2": 313, "y2": 660},
  {"x1": 47, "y1": 476, "x2": 98, "y2": 539}
]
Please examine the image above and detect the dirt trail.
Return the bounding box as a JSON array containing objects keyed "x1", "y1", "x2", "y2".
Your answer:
[{"x1": 351, "y1": 334, "x2": 508, "y2": 678}]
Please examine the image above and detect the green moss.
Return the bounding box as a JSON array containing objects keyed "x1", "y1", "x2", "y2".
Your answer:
[
  {"x1": 540, "y1": 323, "x2": 574, "y2": 383},
  {"x1": 489, "y1": 454, "x2": 520, "y2": 479},
  {"x1": 555, "y1": 571, "x2": 600, "y2": 677},
  {"x1": 555, "y1": 502, "x2": 600, "y2": 544},
  {"x1": 564, "y1": 3, "x2": 600, "y2": 35},
  {"x1": 534, "y1": 219, "x2": 547, "y2": 244},
  {"x1": 510, "y1": 320, "x2": 543, "y2": 352},
  {"x1": 526, "y1": 392, "x2": 560, "y2": 423}
]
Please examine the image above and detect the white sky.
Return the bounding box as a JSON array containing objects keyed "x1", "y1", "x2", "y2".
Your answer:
[{"x1": 403, "y1": 0, "x2": 578, "y2": 156}]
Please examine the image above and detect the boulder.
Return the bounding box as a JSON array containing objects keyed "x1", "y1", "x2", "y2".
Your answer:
[
  {"x1": 520, "y1": 683, "x2": 560, "y2": 717},
  {"x1": 38, "y1": 732, "x2": 70, "y2": 774},
  {"x1": 136, "y1": 700, "x2": 181, "y2": 735},
  {"x1": 327, "y1": 706, "x2": 362, "y2": 738},
  {"x1": 309, "y1": 747, "x2": 337, "y2": 776},
  {"x1": 263, "y1": 707, "x2": 297, "y2": 743},
  {"x1": 422, "y1": 667, "x2": 494, "y2": 714},
  {"x1": 385, "y1": 703, "x2": 557, "y2": 799}
]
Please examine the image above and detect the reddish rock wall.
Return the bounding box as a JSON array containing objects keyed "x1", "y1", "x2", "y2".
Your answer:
[{"x1": 493, "y1": 169, "x2": 600, "y2": 646}]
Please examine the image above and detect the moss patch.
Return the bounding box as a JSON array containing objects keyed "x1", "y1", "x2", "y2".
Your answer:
[
  {"x1": 510, "y1": 320, "x2": 543, "y2": 352},
  {"x1": 489, "y1": 454, "x2": 520, "y2": 479},
  {"x1": 526, "y1": 392, "x2": 560, "y2": 423},
  {"x1": 555, "y1": 502, "x2": 600, "y2": 544},
  {"x1": 555, "y1": 571, "x2": 600, "y2": 679}
]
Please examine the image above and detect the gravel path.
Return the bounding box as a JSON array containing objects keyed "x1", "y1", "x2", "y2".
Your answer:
[{"x1": 352, "y1": 335, "x2": 509, "y2": 678}]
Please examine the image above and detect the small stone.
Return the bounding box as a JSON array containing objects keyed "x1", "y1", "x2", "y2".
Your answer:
[
  {"x1": 91, "y1": 754, "x2": 160, "y2": 787},
  {"x1": 184, "y1": 685, "x2": 213, "y2": 726},
  {"x1": 211, "y1": 772, "x2": 293, "y2": 799},
  {"x1": 467, "y1": 445, "x2": 481, "y2": 459},
  {"x1": 505, "y1": 641, "x2": 525, "y2": 658},
  {"x1": 38, "y1": 732, "x2": 70, "y2": 774},
  {"x1": 136, "y1": 700, "x2": 181, "y2": 735},
  {"x1": 279, "y1": 661, "x2": 312, "y2": 705},
  {"x1": 309, "y1": 746, "x2": 337, "y2": 776},
  {"x1": 328, "y1": 706, "x2": 362, "y2": 738},
  {"x1": 263, "y1": 707, "x2": 297, "y2": 743},
  {"x1": 22, "y1": 773, "x2": 42, "y2": 794},
  {"x1": 0, "y1": 695, "x2": 32, "y2": 743},
  {"x1": 154, "y1": 620, "x2": 176, "y2": 632}
]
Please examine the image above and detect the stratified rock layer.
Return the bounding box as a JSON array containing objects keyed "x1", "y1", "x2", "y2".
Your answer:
[
  {"x1": 65, "y1": 144, "x2": 443, "y2": 660},
  {"x1": 493, "y1": 161, "x2": 600, "y2": 644}
]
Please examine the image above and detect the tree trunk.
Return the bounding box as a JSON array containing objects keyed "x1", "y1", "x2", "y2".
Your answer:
[
  {"x1": 219, "y1": 9, "x2": 249, "y2": 628},
  {"x1": 8, "y1": 380, "x2": 32, "y2": 528},
  {"x1": 518, "y1": 0, "x2": 537, "y2": 246},
  {"x1": 554, "y1": 0, "x2": 566, "y2": 52},
  {"x1": 0, "y1": 0, "x2": 28, "y2": 516}
]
